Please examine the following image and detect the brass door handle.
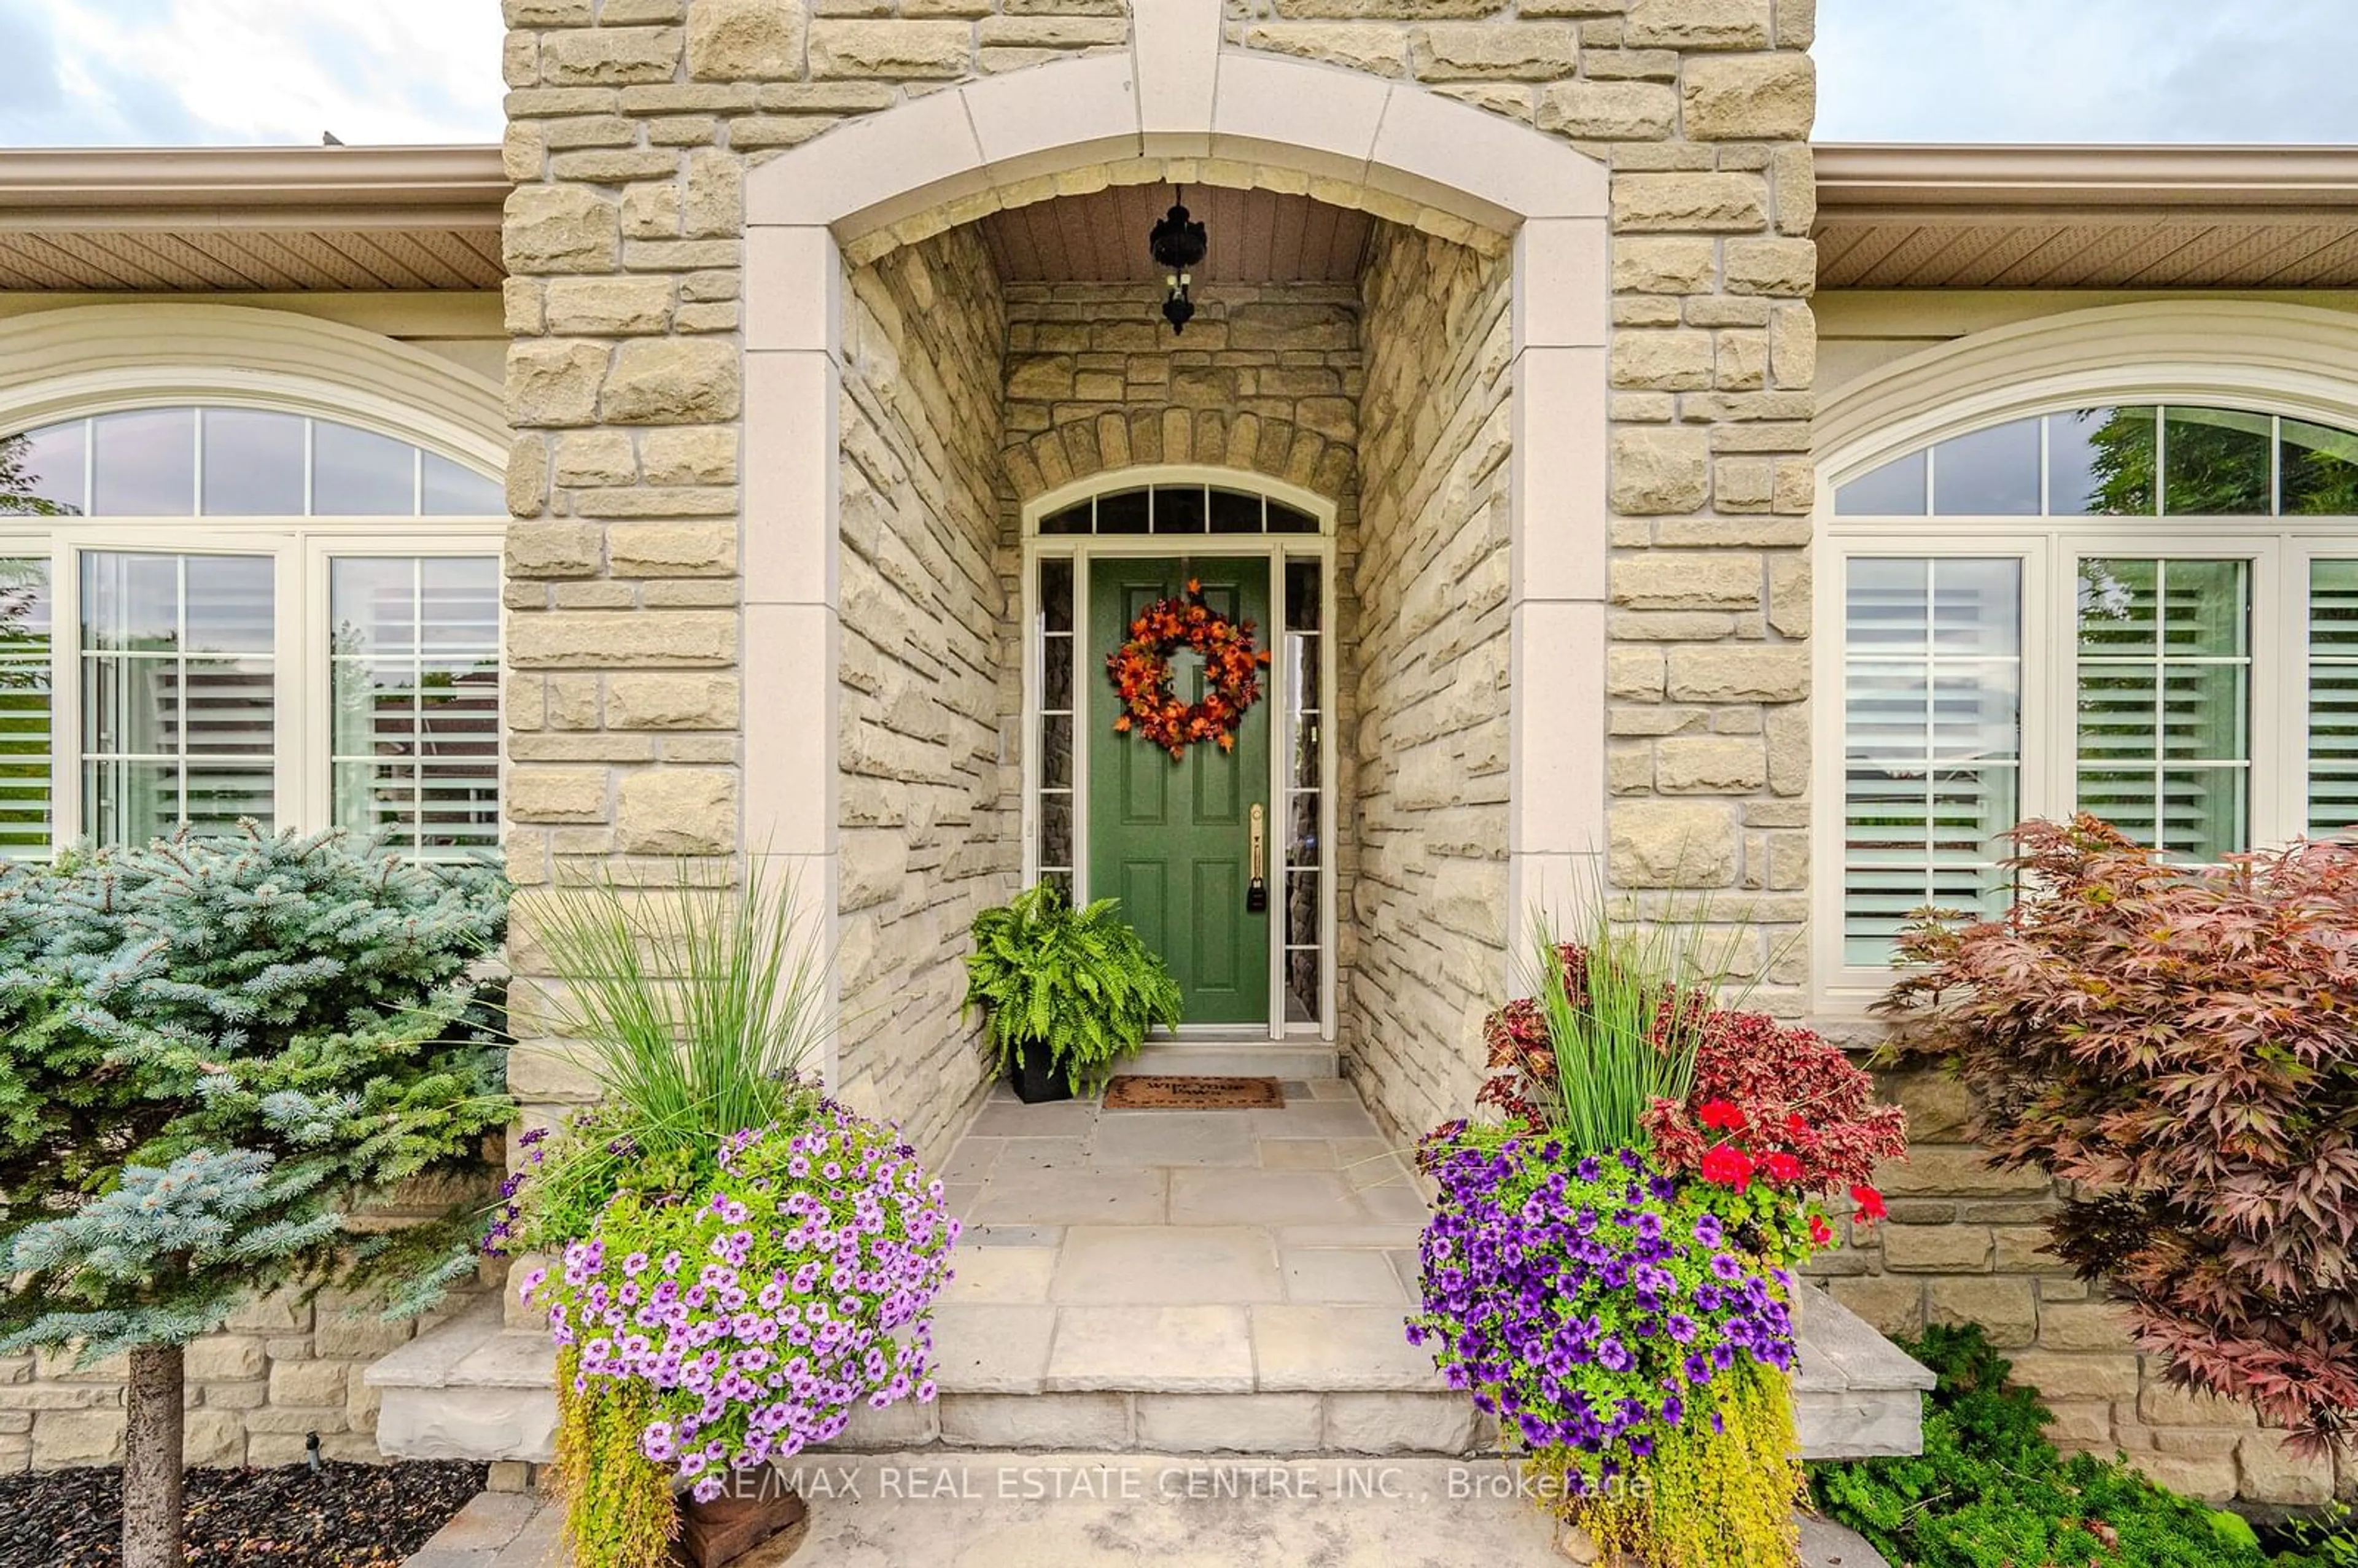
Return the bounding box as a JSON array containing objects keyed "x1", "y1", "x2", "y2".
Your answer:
[{"x1": 1248, "y1": 804, "x2": 1268, "y2": 912}]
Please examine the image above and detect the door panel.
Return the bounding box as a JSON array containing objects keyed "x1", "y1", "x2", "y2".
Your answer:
[
  {"x1": 1117, "y1": 859, "x2": 1169, "y2": 961},
  {"x1": 1087, "y1": 555, "x2": 1271, "y2": 1027}
]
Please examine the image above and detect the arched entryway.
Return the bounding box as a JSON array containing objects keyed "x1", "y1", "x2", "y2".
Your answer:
[{"x1": 736, "y1": 20, "x2": 1613, "y2": 1143}]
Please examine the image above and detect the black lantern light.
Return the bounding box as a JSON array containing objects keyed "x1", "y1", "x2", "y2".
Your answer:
[{"x1": 1148, "y1": 195, "x2": 1207, "y2": 336}]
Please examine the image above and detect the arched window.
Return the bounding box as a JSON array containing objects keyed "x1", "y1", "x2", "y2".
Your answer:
[
  {"x1": 0, "y1": 405, "x2": 504, "y2": 861},
  {"x1": 1821, "y1": 402, "x2": 2358, "y2": 987}
]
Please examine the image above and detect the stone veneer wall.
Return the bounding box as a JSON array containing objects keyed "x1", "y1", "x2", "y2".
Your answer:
[
  {"x1": 2, "y1": 1278, "x2": 486, "y2": 1474},
  {"x1": 1350, "y1": 223, "x2": 1517, "y2": 1141},
  {"x1": 495, "y1": 1, "x2": 1133, "y2": 1166},
  {"x1": 1223, "y1": 1, "x2": 1820, "y2": 1001},
  {"x1": 1803, "y1": 1066, "x2": 2348, "y2": 1505},
  {"x1": 831, "y1": 225, "x2": 1015, "y2": 1154},
  {"x1": 997, "y1": 282, "x2": 1362, "y2": 509}
]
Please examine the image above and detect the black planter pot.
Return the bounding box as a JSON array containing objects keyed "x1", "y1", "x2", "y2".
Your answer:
[{"x1": 1007, "y1": 1038, "x2": 1075, "y2": 1104}]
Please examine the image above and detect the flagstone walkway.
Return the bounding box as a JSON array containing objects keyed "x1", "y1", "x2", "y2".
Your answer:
[{"x1": 925, "y1": 1077, "x2": 1442, "y2": 1412}]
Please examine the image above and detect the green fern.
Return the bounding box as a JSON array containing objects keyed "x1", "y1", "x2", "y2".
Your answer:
[{"x1": 963, "y1": 883, "x2": 1183, "y2": 1094}]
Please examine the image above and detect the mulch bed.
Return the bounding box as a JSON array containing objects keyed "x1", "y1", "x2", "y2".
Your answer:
[{"x1": 0, "y1": 1460, "x2": 486, "y2": 1568}]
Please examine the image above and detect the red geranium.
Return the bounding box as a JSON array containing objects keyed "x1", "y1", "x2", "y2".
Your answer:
[
  {"x1": 1808, "y1": 1214, "x2": 1834, "y2": 1247},
  {"x1": 1699, "y1": 1144, "x2": 1755, "y2": 1192},
  {"x1": 1647, "y1": 1011, "x2": 1909, "y2": 1198},
  {"x1": 1760, "y1": 1151, "x2": 1805, "y2": 1185},
  {"x1": 1698, "y1": 1099, "x2": 1747, "y2": 1133},
  {"x1": 1851, "y1": 1184, "x2": 1888, "y2": 1224}
]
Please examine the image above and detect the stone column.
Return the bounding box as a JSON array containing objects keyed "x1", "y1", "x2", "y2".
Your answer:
[
  {"x1": 497, "y1": 0, "x2": 1123, "y2": 1145},
  {"x1": 1588, "y1": 1, "x2": 1818, "y2": 1006}
]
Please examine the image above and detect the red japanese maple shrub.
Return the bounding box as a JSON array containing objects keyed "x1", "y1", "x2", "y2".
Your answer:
[{"x1": 1881, "y1": 815, "x2": 2358, "y2": 1450}]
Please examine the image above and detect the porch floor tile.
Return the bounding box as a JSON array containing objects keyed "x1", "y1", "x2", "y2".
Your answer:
[
  {"x1": 1049, "y1": 1224, "x2": 1283, "y2": 1305},
  {"x1": 934, "y1": 1077, "x2": 1434, "y2": 1397}
]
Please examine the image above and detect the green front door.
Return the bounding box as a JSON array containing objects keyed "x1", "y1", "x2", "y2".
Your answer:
[{"x1": 1087, "y1": 556, "x2": 1271, "y2": 1027}]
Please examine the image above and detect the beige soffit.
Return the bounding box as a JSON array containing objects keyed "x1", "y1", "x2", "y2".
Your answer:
[
  {"x1": 0, "y1": 145, "x2": 508, "y2": 292},
  {"x1": 979, "y1": 185, "x2": 1374, "y2": 285},
  {"x1": 1815, "y1": 142, "x2": 2358, "y2": 289}
]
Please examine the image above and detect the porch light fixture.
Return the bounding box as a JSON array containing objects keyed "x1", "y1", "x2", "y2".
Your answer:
[{"x1": 1148, "y1": 196, "x2": 1207, "y2": 336}]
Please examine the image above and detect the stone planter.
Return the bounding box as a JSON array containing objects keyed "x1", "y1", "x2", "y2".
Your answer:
[{"x1": 674, "y1": 1483, "x2": 807, "y2": 1567}]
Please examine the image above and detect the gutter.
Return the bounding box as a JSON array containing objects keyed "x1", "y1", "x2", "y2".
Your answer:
[
  {"x1": 0, "y1": 145, "x2": 509, "y2": 231},
  {"x1": 1816, "y1": 142, "x2": 2358, "y2": 225}
]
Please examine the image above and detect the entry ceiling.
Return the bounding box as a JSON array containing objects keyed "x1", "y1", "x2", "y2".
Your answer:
[{"x1": 976, "y1": 185, "x2": 1374, "y2": 285}]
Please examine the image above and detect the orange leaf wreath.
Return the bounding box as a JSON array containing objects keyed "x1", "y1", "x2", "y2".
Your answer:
[{"x1": 1106, "y1": 578, "x2": 1272, "y2": 759}]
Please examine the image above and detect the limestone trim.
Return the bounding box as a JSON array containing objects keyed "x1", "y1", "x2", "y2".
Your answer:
[
  {"x1": 0, "y1": 301, "x2": 509, "y2": 475},
  {"x1": 1815, "y1": 300, "x2": 2358, "y2": 482},
  {"x1": 743, "y1": 27, "x2": 1615, "y2": 995},
  {"x1": 742, "y1": 20, "x2": 1610, "y2": 244}
]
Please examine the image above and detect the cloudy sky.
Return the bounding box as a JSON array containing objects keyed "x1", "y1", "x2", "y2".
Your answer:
[{"x1": 0, "y1": 0, "x2": 2352, "y2": 148}]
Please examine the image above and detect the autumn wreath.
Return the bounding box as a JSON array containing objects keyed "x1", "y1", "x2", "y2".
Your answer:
[{"x1": 1107, "y1": 578, "x2": 1271, "y2": 759}]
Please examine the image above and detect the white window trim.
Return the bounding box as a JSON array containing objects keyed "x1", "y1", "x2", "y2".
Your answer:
[
  {"x1": 1815, "y1": 474, "x2": 2358, "y2": 1013},
  {"x1": 1018, "y1": 467, "x2": 1340, "y2": 1042},
  {"x1": 1813, "y1": 307, "x2": 2358, "y2": 1012},
  {"x1": 0, "y1": 518, "x2": 507, "y2": 858}
]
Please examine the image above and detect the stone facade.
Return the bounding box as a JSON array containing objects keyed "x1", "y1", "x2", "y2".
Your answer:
[
  {"x1": 1350, "y1": 224, "x2": 1517, "y2": 1141},
  {"x1": 0, "y1": 0, "x2": 2316, "y2": 1513}
]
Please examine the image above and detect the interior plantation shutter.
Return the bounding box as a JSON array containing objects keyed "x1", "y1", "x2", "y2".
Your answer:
[
  {"x1": 81, "y1": 552, "x2": 278, "y2": 844},
  {"x1": 1842, "y1": 557, "x2": 2023, "y2": 965},
  {"x1": 329, "y1": 556, "x2": 500, "y2": 861},
  {"x1": 2311, "y1": 559, "x2": 2358, "y2": 833},
  {"x1": 0, "y1": 559, "x2": 52, "y2": 858},
  {"x1": 2075, "y1": 557, "x2": 2250, "y2": 860}
]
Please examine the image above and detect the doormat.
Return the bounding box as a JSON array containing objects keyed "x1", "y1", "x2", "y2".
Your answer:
[{"x1": 1102, "y1": 1075, "x2": 1285, "y2": 1111}]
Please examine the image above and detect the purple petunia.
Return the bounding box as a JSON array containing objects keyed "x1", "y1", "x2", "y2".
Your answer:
[
  {"x1": 534, "y1": 1098, "x2": 959, "y2": 1496},
  {"x1": 1405, "y1": 1133, "x2": 1802, "y2": 1482}
]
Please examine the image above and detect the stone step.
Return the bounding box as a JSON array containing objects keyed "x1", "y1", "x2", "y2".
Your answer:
[
  {"x1": 1125, "y1": 1038, "x2": 1340, "y2": 1079},
  {"x1": 372, "y1": 1295, "x2": 1477, "y2": 1463},
  {"x1": 1791, "y1": 1285, "x2": 1938, "y2": 1460},
  {"x1": 370, "y1": 1286, "x2": 1931, "y2": 1467}
]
